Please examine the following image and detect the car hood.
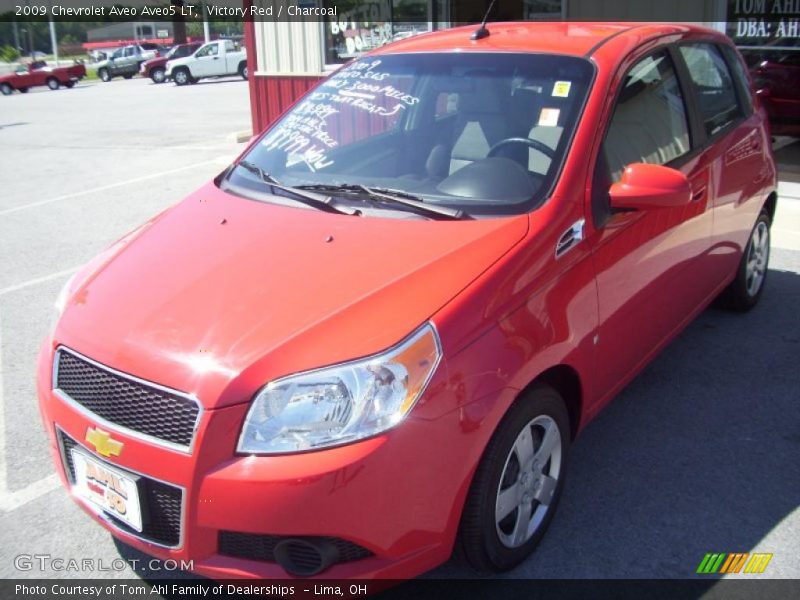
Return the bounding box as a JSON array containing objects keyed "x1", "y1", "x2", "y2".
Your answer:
[{"x1": 55, "y1": 182, "x2": 528, "y2": 408}]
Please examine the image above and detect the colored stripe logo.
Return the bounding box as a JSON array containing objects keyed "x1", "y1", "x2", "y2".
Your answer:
[{"x1": 697, "y1": 552, "x2": 773, "y2": 574}]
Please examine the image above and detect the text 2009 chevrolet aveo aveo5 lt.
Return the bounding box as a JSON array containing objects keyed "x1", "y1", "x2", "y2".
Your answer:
[{"x1": 38, "y1": 23, "x2": 777, "y2": 579}]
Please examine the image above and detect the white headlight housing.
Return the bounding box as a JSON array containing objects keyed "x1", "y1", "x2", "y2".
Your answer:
[{"x1": 237, "y1": 323, "x2": 442, "y2": 454}]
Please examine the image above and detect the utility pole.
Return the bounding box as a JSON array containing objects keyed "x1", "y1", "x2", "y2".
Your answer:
[
  {"x1": 12, "y1": 18, "x2": 21, "y2": 54},
  {"x1": 48, "y1": 1, "x2": 58, "y2": 65},
  {"x1": 202, "y1": 1, "x2": 211, "y2": 43},
  {"x1": 25, "y1": 0, "x2": 34, "y2": 57}
]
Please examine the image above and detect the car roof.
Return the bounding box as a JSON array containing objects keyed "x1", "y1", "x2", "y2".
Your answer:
[{"x1": 372, "y1": 22, "x2": 719, "y2": 58}]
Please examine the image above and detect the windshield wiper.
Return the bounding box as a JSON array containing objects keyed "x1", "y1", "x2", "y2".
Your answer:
[
  {"x1": 232, "y1": 161, "x2": 358, "y2": 216},
  {"x1": 294, "y1": 183, "x2": 470, "y2": 220}
]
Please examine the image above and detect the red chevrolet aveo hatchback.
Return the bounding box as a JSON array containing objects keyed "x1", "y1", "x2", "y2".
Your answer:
[{"x1": 38, "y1": 23, "x2": 777, "y2": 579}]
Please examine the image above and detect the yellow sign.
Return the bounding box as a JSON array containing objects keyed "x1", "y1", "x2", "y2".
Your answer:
[{"x1": 85, "y1": 427, "x2": 124, "y2": 458}]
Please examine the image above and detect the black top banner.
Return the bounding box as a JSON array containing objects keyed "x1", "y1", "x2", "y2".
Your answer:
[{"x1": 1, "y1": 0, "x2": 798, "y2": 25}]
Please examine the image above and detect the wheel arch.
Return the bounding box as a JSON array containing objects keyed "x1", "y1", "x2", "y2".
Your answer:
[
  {"x1": 519, "y1": 364, "x2": 583, "y2": 440},
  {"x1": 762, "y1": 191, "x2": 777, "y2": 223}
]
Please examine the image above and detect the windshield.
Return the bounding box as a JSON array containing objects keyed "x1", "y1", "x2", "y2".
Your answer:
[{"x1": 231, "y1": 53, "x2": 593, "y2": 216}]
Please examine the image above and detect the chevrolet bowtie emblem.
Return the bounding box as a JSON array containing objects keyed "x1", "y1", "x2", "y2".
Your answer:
[{"x1": 85, "y1": 427, "x2": 124, "y2": 458}]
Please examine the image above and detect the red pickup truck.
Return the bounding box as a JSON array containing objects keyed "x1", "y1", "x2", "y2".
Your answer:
[{"x1": 0, "y1": 61, "x2": 86, "y2": 95}]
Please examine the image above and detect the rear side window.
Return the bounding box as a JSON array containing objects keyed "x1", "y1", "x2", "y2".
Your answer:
[
  {"x1": 680, "y1": 44, "x2": 743, "y2": 137},
  {"x1": 602, "y1": 51, "x2": 691, "y2": 183},
  {"x1": 720, "y1": 45, "x2": 754, "y2": 116}
]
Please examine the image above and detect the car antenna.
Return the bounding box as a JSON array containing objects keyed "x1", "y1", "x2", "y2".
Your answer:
[{"x1": 471, "y1": 0, "x2": 498, "y2": 41}]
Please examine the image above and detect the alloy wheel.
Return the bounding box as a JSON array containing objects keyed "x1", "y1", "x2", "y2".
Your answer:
[
  {"x1": 745, "y1": 220, "x2": 769, "y2": 297},
  {"x1": 495, "y1": 415, "x2": 562, "y2": 548}
]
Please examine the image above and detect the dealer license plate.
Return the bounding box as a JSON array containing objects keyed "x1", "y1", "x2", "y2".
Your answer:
[{"x1": 70, "y1": 449, "x2": 143, "y2": 532}]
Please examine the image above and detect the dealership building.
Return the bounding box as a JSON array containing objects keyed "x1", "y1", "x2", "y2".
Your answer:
[{"x1": 243, "y1": 0, "x2": 799, "y2": 133}]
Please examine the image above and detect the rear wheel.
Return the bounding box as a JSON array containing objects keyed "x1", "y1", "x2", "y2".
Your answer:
[
  {"x1": 1, "y1": 83, "x2": 13, "y2": 95},
  {"x1": 46, "y1": 77, "x2": 59, "y2": 90},
  {"x1": 123, "y1": 74, "x2": 133, "y2": 80},
  {"x1": 150, "y1": 68, "x2": 166, "y2": 84},
  {"x1": 719, "y1": 211, "x2": 771, "y2": 312},
  {"x1": 19, "y1": 87, "x2": 28, "y2": 93},
  {"x1": 98, "y1": 68, "x2": 110, "y2": 82},
  {"x1": 64, "y1": 81, "x2": 75, "y2": 89},
  {"x1": 458, "y1": 384, "x2": 570, "y2": 572},
  {"x1": 239, "y1": 62, "x2": 248, "y2": 80},
  {"x1": 173, "y1": 68, "x2": 192, "y2": 86}
]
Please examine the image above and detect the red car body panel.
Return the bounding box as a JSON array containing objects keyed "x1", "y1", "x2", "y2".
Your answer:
[
  {"x1": 37, "y1": 22, "x2": 778, "y2": 580},
  {"x1": 0, "y1": 63, "x2": 86, "y2": 90}
]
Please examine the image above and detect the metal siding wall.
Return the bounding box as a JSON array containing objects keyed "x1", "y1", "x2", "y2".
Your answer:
[{"x1": 250, "y1": 76, "x2": 323, "y2": 134}]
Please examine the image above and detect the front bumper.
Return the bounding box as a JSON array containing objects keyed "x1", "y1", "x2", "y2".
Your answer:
[{"x1": 36, "y1": 340, "x2": 473, "y2": 579}]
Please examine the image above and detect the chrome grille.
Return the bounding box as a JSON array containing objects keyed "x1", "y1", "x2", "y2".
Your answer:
[{"x1": 54, "y1": 347, "x2": 200, "y2": 450}]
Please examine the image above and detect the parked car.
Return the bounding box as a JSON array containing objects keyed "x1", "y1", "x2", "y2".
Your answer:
[
  {"x1": 95, "y1": 43, "x2": 163, "y2": 82},
  {"x1": 744, "y1": 42, "x2": 800, "y2": 137},
  {"x1": 0, "y1": 62, "x2": 86, "y2": 95},
  {"x1": 139, "y1": 42, "x2": 202, "y2": 83},
  {"x1": 165, "y1": 39, "x2": 247, "y2": 85},
  {"x1": 40, "y1": 23, "x2": 777, "y2": 580}
]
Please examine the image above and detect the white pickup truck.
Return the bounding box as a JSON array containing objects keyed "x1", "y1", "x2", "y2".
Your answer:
[{"x1": 165, "y1": 40, "x2": 248, "y2": 86}]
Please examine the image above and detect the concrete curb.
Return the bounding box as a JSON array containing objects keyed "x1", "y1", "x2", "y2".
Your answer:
[{"x1": 229, "y1": 130, "x2": 253, "y2": 144}]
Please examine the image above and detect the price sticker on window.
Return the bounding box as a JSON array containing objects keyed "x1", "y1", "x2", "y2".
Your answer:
[{"x1": 552, "y1": 81, "x2": 571, "y2": 97}]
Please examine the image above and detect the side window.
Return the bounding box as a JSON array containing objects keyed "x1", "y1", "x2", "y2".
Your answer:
[
  {"x1": 720, "y1": 45, "x2": 753, "y2": 116},
  {"x1": 196, "y1": 44, "x2": 218, "y2": 58},
  {"x1": 124, "y1": 47, "x2": 135, "y2": 58},
  {"x1": 680, "y1": 43, "x2": 744, "y2": 137},
  {"x1": 224, "y1": 40, "x2": 235, "y2": 52},
  {"x1": 602, "y1": 51, "x2": 691, "y2": 184}
]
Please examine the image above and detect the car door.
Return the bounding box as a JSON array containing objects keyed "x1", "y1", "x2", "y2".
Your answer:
[
  {"x1": 192, "y1": 43, "x2": 223, "y2": 77},
  {"x1": 587, "y1": 47, "x2": 714, "y2": 407},
  {"x1": 677, "y1": 41, "x2": 773, "y2": 288}
]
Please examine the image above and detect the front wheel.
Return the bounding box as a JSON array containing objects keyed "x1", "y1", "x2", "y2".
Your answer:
[
  {"x1": 1, "y1": 83, "x2": 13, "y2": 95},
  {"x1": 458, "y1": 384, "x2": 570, "y2": 572},
  {"x1": 98, "y1": 68, "x2": 110, "y2": 82},
  {"x1": 173, "y1": 68, "x2": 192, "y2": 86},
  {"x1": 719, "y1": 211, "x2": 771, "y2": 311},
  {"x1": 150, "y1": 68, "x2": 166, "y2": 84},
  {"x1": 46, "y1": 77, "x2": 59, "y2": 90}
]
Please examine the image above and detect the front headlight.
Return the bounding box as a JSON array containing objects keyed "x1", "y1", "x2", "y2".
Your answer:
[{"x1": 237, "y1": 323, "x2": 442, "y2": 454}]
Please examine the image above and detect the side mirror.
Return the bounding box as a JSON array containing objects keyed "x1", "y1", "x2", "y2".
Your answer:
[{"x1": 609, "y1": 163, "x2": 691, "y2": 210}]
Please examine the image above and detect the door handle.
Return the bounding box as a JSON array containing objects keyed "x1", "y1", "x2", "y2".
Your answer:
[{"x1": 691, "y1": 186, "x2": 707, "y2": 202}]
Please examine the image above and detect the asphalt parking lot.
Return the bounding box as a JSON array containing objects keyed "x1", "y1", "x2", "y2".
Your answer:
[{"x1": 0, "y1": 76, "x2": 798, "y2": 582}]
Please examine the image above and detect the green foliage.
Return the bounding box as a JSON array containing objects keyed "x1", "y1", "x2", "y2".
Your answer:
[{"x1": 0, "y1": 44, "x2": 20, "y2": 63}]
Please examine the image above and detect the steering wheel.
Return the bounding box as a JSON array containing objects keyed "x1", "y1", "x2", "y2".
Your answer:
[{"x1": 488, "y1": 137, "x2": 556, "y2": 160}]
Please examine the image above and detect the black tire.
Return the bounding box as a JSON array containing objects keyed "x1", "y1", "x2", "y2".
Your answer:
[
  {"x1": 123, "y1": 74, "x2": 133, "y2": 80},
  {"x1": 46, "y1": 77, "x2": 59, "y2": 90},
  {"x1": 173, "y1": 68, "x2": 192, "y2": 86},
  {"x1": 64, "y1": 81, "x2": 75, "y2": 89},
  {"x1": 239, "y1": 62, "x2": 248, "y2": 80},
  {"x1": 150, "y1": 68, "x2": 166, "y2": 84},
  {"x1": 718, "y1": 211, "x2": 771, "y2": 312},
  {"x1": 98, "y1": 68, "x2": 110, "y2": 82},
  {"x1": 1, "y1": 83, "x2": 13, "y2": 95},
  {"x1": 19, "y1": 87, "x2": 28, "y2": 93},
  {"x1": 458, "y1": 384, "x2": 570, "y2": 572}
]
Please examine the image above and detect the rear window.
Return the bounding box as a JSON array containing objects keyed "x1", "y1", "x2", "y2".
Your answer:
[{"x1": 680, "y1": 43, "x2": 744, "y2": 137}]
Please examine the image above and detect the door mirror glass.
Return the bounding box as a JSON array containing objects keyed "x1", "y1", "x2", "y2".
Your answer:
[{"x1": 609, "y1": 163, "x2": 691, "y2": 210}]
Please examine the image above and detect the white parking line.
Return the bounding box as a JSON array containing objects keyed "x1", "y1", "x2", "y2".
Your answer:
[
  {"x1": 0, "y1": 316, "x2": 60, "y2": 512},
  {"x1": 0, "y1": 156, "x2": 231, "y2": 217},
  {"x1": 0, "y1": 266, "x2": 80, "y2": 298}
]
